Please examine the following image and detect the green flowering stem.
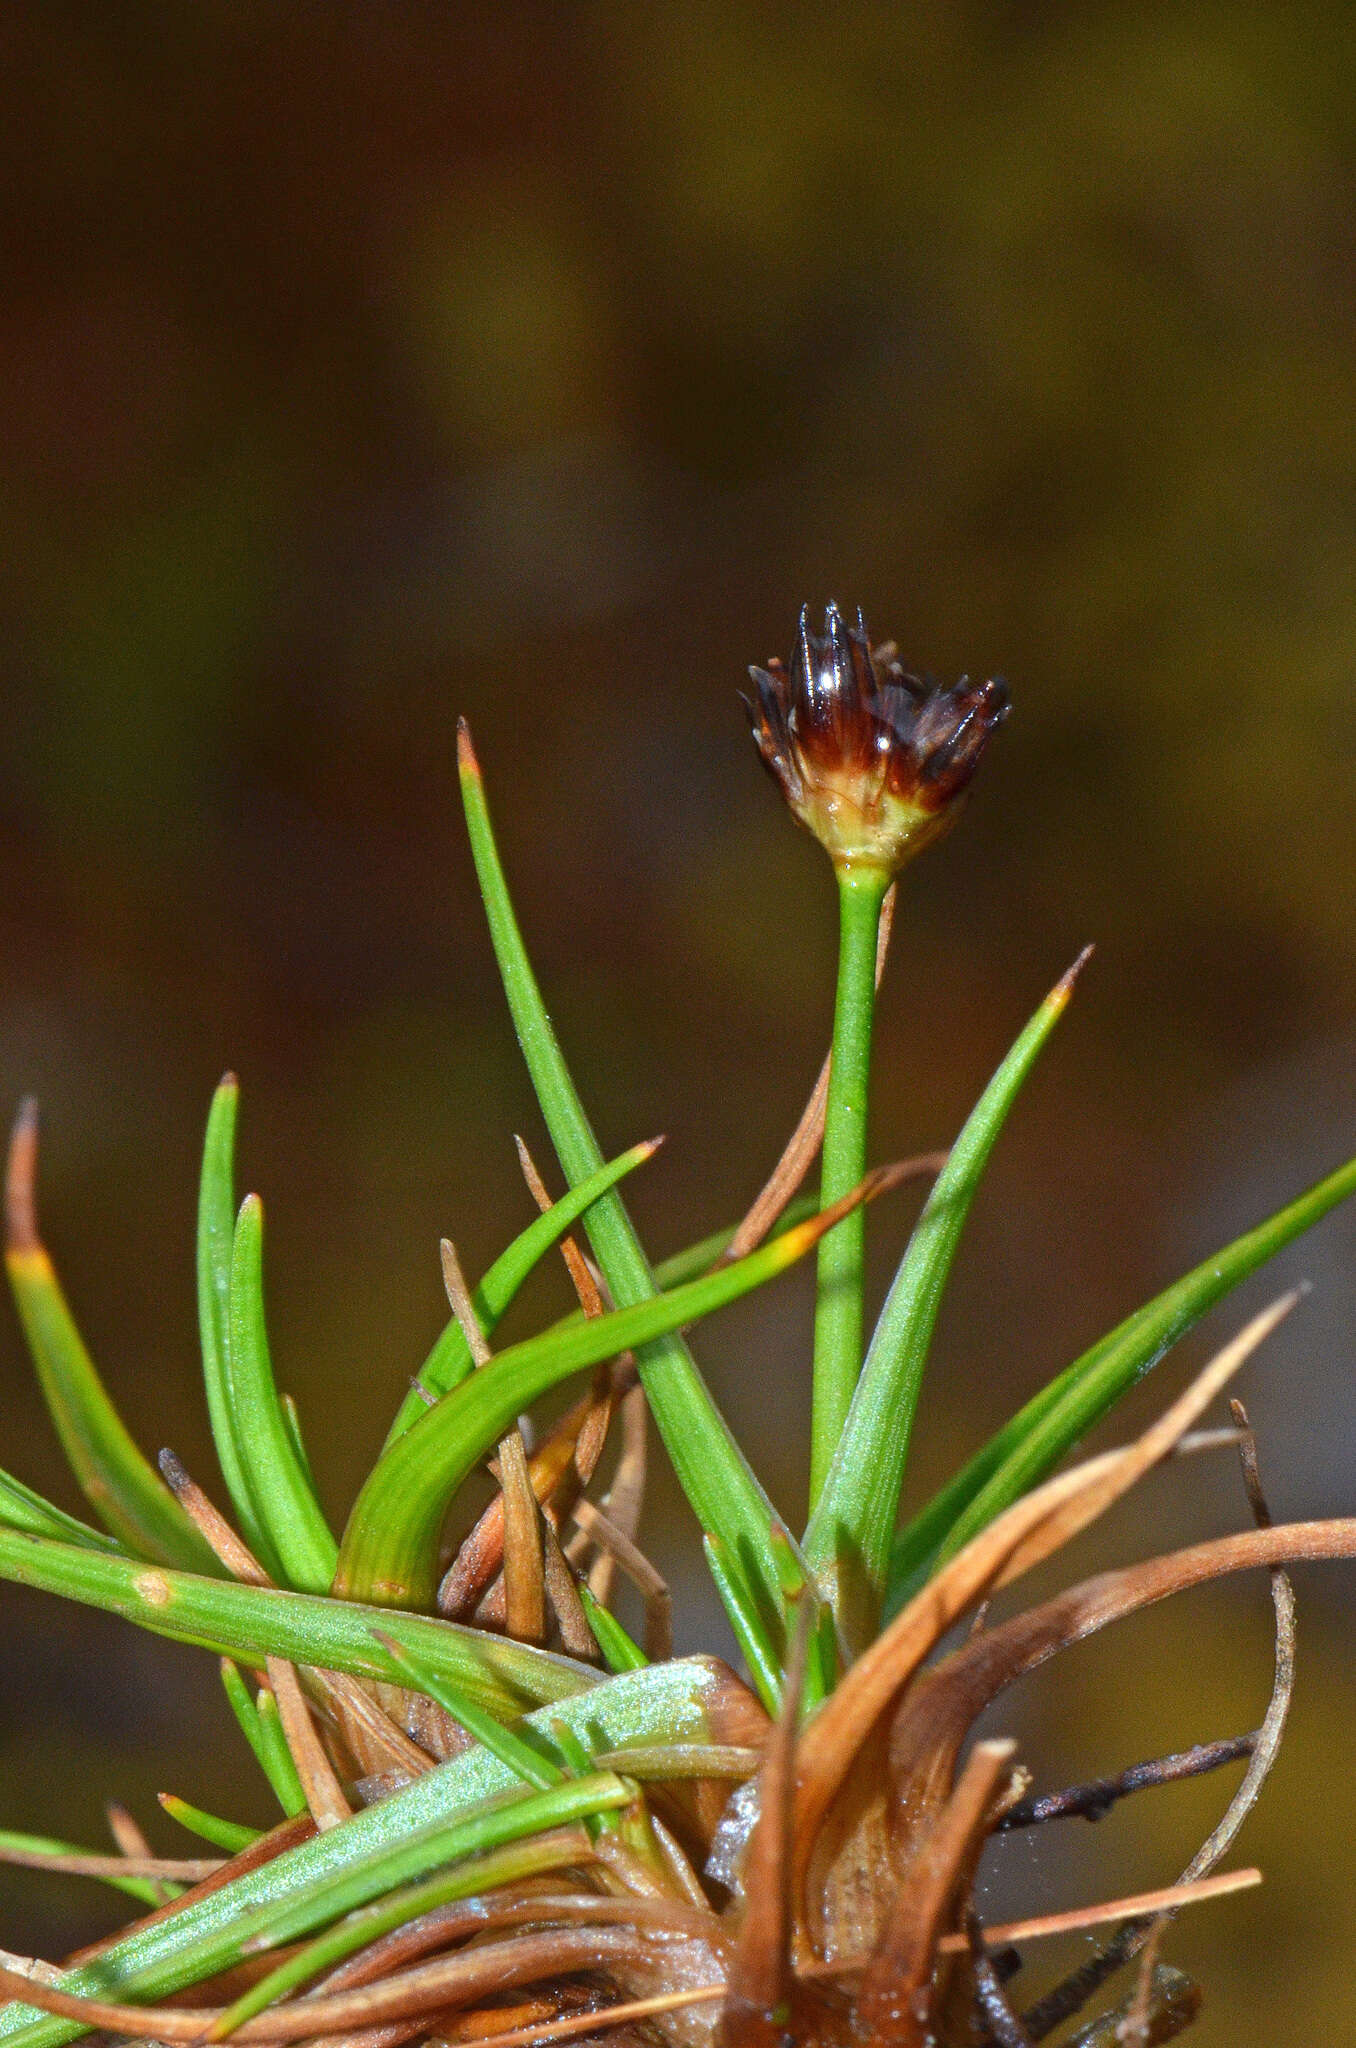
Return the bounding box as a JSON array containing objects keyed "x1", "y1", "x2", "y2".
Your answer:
[{"x1": 810, "y1": 863, "x2": 889, "y2": 1507}]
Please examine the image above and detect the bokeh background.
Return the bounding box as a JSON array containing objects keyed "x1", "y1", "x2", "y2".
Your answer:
[{"x1": 1, "y1": 6, "x2": 1355, "y2": 2038}]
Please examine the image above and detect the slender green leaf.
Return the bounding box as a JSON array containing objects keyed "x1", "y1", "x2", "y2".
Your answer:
[
  {"x1": 213, "y1": 1830, "x2": 585, "y2": 2038},
  {"x1": 590, "y1": 1743, "x2": 759, "y2": 1780},
  {"x1": 384, "y1": 1136, "x2": 663, "y2": 1445},
  {"x1": 907, "y1": 1146, "x2": 1356, "y2": 1590},
  {"x1": 543, "y1": 1714, "x2": 627, "y2": 1843},
  {"x1": 217, "y1": 1656, "x2": 306, "y2": 1817},
  {"x1": 805, "y1": 954, "x2": 1086, "y2": 1647},
  {"x1": 373, "y1": 1632, "x2": 562, "y2": 1789},
  {"x1": 4, "y1": 1103, "x2": 220, "y2": 1574},
  {"x1": 253, "y1": 1687, "x2": 309, "y2": 1818},
  {"x1": 0, "y1": 1659, "x2": 737, "y2": 2048},
  {"x1": 0, "y1": 1828, "x2": 166, "y2": 1909},
  {"x1": 0, "y1": 1775, "x2": 631, "y2": 2048},
  {"x1": 650, "y1": 1193, "x2": 818, "y2": 1291},
  {"x1": 578, "y1": 1582, "x2": 647, "y2": 1672},
  {"x1": 279, "y1": 1392, "x2": 319, "y2": 1493},
  {"x1": 334, "y1": 1187, "x2": 861, "y2": 1609},
  {"x1": 0, "y1": 1527, "x2": 591, "y2": 1722},
  {"x1": 704, "y1": 1532, "x2": 781, "y2": 1717},
  {"x1": 218, "y1": 1658, "x2": 276, "y2": 1786},
  {"x1": 196, "y1": 1078, "x2": 282, "y2": 1578},
  {"x1": 227, "y1": 1195, "x2": 337, "y2": 1593},
  {"x1": 458, "y1": 724, "x2": 788, "y2": 1650},
  {"x1": 0, "y1": 1468, "x2": 126, "y2": 1553},
  {"x1": 159, "y1": 1795, "x2": 261, "y2": 1854}
]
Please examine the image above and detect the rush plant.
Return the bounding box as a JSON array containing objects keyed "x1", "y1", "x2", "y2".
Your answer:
[{"x1": 1, "y1": 605, "x2": 1354, "y2": 2045}]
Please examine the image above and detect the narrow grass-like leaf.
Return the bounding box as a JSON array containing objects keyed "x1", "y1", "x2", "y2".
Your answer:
[
  {"x1": 0, "y1": 1528, "x2": 591, "y2": 1720},
  {"x1": 211, "y1": 1830, "x2": 586, "y2": 2039},
  {"x1": 384, "y1": 1137, "x2": 663, "y2": 1445},
  {"x1": 252, "y1": 1687, "x2": 309, "y2": 1819},
  {"x1": 458, "y1": 724, "x2": 788, "y2": 1649},
  {"x1": 0, "y1": 1656, "x2": 738, "y2": 2048},
  {"x1": 901, "y1": 1146, "x2": 1356, "y2": 1591},
  {"x1": 5, "y1": 1103, "x2": 221, "y2": 1574},
  {"x1": 704, "y1": 1533, "x2": 781, "y2": 1717},
  {"x1": 278, "y1": 1393, "x2": 319, "y2": 1493},
  {"x1": 651, "y1": 1193, "x2": 818, "y2": 1290},
  {"x1": 334, "y1": 1177, "x2": 882, "y2": 1609},
  {"x1": 159, "y1": 1796, "x2": 261, "y2": 1854},
  {"x1": 0, "y1": 1468, "x2": 126, "y2": 1552},
  {"x1": 227, "y1": 1196, "x2": 337, "y2": 1593},
  {"x1": 578, "y1": 1582, "x2": 648, "y2": 1672},
  {"x1": 0, "y1": 1773, "x2": 632, "y2": 2048},
  {"x1": 373, "y1": 1631, "x2": 563, "y2": 1789},
  {"x1": 805, "y1": 954, "x2": 1087, "y2": 1645},
  {"x1": 218, "y1": 1658, "x2": 279, "y2": 1790},
  {"x1": 195, "y1": 1077, "x2": 282, "y2": 1578},
  {"x1": 0, "y1": 1828, "x2": 166, "y2": 1909}
]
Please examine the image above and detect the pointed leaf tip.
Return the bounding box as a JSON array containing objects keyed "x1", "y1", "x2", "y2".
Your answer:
[
  {"x1": 5, "y1": 1097, "x2": 39, "y2": 1252},
  {"x1": 456, "y1": 717, "x2": 480, "y2": 776},
  {"x1": 1053, "y1": 943, "x2": 1095, "y2": 1006}
]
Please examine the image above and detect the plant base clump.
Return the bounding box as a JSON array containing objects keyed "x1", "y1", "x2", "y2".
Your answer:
[{"x1": 1, "y1": 611, "x2": 1353, "y2": 2047}]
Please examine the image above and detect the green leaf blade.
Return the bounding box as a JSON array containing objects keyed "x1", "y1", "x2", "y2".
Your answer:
[
  {"x1": 5, "y1": 1103, "x2": 221, "y2": 1575},
  {"x1": 159, "y1": 1795, "x2": 261, "y2": 1855},
  {"x1": 333, "y1": 1196, "x2": 843, "y2": 1610},
  {"x1": 226, "y1": 1195, "x2": 337, "y2": 1594},
  {"x1": 913, "y1": 1146, "x2": 1356, "y2": 1585},
  {"x1": 457, "y1": 724, "x2": 789, "y2": 1653},
  {"x1": 384, "y1": 1135, "x2": 663, "y2": 1445},
  {"x1": 804, "y1": 954, "x2": 1087, "y2": 1646},
  {"x1": 195, "y1": 1075, "x2": 284, "y2": 1578},
  {"x1": 0, "y1": 1527, "x2": 593, "y2": 1721},
  {"x1": 0, "y1": 1658, "x2": 742, "y2": 2048},
  {"x1": 0, "y1": 1467, "x2": 127, "y2": 1553}
]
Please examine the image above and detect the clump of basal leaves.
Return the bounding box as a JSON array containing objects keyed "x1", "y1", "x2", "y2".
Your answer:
[{"x1": 1, "y1": 607, "x2": 1354, "y2": 2048}]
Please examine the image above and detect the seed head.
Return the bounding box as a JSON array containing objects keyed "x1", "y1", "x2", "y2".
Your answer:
[{"x1": 745, "y1": 602, "x2": 1009, "y2": 875}]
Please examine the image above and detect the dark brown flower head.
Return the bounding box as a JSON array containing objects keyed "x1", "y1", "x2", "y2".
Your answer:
[{"x1": 745, "y1": 603, "x2": 1010, "y2": 875}]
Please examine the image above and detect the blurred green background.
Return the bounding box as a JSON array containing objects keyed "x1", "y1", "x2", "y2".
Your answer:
[{"x1": 1, "y1": 6, "x2": 1354, "y2": 2038}]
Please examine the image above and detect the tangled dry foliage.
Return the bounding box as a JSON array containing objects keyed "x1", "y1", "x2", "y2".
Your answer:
[{"x1": 2, "y1": 1051, "x2": 1353, "y2": 2048}]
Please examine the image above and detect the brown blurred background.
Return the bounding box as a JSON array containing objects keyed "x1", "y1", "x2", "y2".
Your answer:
[{"x1": 1, "y1": 5, "x2": 1354, "y2": 2037}]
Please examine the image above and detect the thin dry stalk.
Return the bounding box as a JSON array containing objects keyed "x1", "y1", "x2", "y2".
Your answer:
[
  {"x1": 964, "y1": 1909, "x2": 1033, "y2": 2047},
  {"x1": 1019, "y1": 1399, "x2": 1298, "y2": 2040},
  {"x1": 539, "y1": 1513, "x2": 598, "y2": 1660},
  {"x1": 579, "y1": 1383, "x2": 648, "y2": 1608},
  {"x1": 999, "y1": 1734, "x2": 1256, "y2": 1831},
  {"x1": 264, "y1": 1659, "x2": 352, "y2": 1831},
  {"x1": 0, "y1": 1844, "x2": 220, "y2": 1882},
  {"x1": 106, "y1": 1800, "x2": 176, "y2": 1908},
  {"x1": 441, "y1": 1238, "x2": 545, "y2": 1644},
  {"x1": 159, "y1": 1449, "x2": 271, "y2": 1584},
  {"x1": 793, "y1": 1296, "x2": 1297, "y2": 1905}
]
